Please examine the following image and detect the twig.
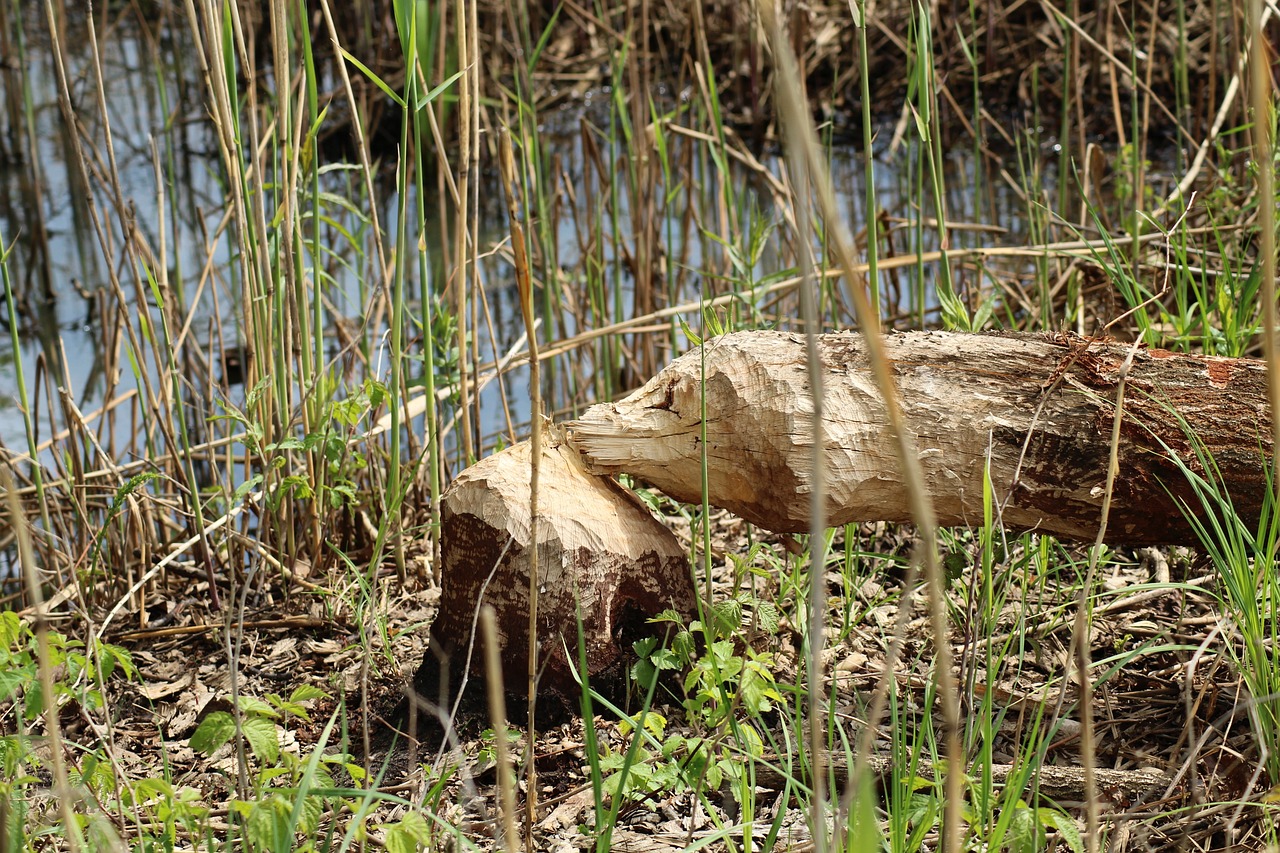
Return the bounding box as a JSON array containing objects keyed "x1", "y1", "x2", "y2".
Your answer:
[{"x1": 481, "y1": 606, "x2": 520, "y2": 853}]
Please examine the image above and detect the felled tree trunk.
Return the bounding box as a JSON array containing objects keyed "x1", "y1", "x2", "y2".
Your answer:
[
  {"x1": 413, "y1": 428, "x2": 696, "y2": 719},
  {"x1": 566, "y1": 330, "x2": 1272, "y2": 545}
]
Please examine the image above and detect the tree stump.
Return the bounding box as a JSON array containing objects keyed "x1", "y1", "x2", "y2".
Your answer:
[
  {"x1": 412, "y1": 428, "x2": 697, "y2": 721},
  {"x1": 566, "y1": 330, "x2": 1273, "y2": 545}
]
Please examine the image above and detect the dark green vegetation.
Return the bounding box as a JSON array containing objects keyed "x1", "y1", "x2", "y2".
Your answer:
[{"x1": 1, "y1": 0, "x2": 1279, "y2": 850}]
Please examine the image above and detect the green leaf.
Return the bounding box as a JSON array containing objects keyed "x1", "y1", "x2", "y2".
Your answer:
[
  {"x1": 0, "y1": 611, "x2": 22, "y2": 647},
  {"x1": 703, "y1": 305, "x2": 727, "y2": 337},
  {"x1": 650, "y1": 648, "x2": 680, "y2": 670},
  {"x1": 97, "y1": 641, "x2": 136, "y2": 680},
  {"x1": 236, "y1": 696, "x2": 279, "y2": 718},
  {"x1": 416, "y1": 70, "x2": 464, "y2": 109},
  {"x1": 275, "y1": 701, "x2": 310, "y2": 721},
  {"x1": 389, "y1": 809, "x2": 429, "y2": 845},
  {"x1": 753, "y1": 600, "x2": 780, "y2": 634},
  {"x1": 1039, "y1": 808, "x2": 1084, "y2": 853},
  {"x1": 1007, "y1": 801, "x2": 1040, "y2": 853},
  {"x1": 0, "y1": 662, "x2": 33, "y2": 701},
  {"x1": 618, "y1": 711, "x2": 666, "y2": 738},
  {"x1": 233, "y1": 474, "x2": 264, "y2": 503},
  {"x1": 289, "y1": 684, "x2": 328, "y2": 704},
  {"x1": 648, "y1": 609, "x2": 685, "y2": 625},
  {"x1": 243, "y1": 795, "x2": 292, "y2": 852},
  {"x1": 630, "y1": 658, "x2": 657, "y2": 691},
  {"x1": 384, "y1": 824, "x2": 418, "y2": 853},
  {"x1": 680, "y1": 318, "x2": 701, "y2": 346},
  {"x1": 190, "y1": 712, "x2": 236, "y2": 756},
  {"x1": 672, "y1": 630, "x2": 696, "y2": 662},
  {"x1": 339, "y1": 49, "x2": 406, "y2": 107},
  {"x1": 242, "y1": 715, "x2": 280, "y2": 765},
  {"x1": 711, "y1": 599, "x2": 743, "y2": 637},
  {"x1": 737, "y1": 722, "x2": 765, "y2": 758},
  {"x1": 134, "y1": 777, "x2": 174, "y2": 802}
]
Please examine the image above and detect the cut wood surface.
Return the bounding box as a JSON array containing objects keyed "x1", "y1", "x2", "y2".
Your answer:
[
  {"x1": 414, "y1": 428, "x2": 696, "y2": 712},
  {"x1": 567, "y1": 330, "x2": 1272, "y2": 545}
]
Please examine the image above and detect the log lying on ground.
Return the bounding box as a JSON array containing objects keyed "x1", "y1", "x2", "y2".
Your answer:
[
  {"x1": 566, "y1": 330, "x2": 1272, "y2": 545},
  {"x1": 413, "y1": 428, "x2": 696, "y2": 718}
]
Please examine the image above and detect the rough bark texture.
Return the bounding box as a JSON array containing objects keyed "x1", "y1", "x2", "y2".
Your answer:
[
  {"x1": 413, "y1": 429, "x2": 696, "y2": 717},
  {"x1": 566, "y1": 330, "x2": 1272, "y2": 545}
]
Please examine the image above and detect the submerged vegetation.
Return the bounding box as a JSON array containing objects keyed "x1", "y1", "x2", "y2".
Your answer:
[{"x1": 2, "y1": 0, "x2": 1280, "y2": 849}]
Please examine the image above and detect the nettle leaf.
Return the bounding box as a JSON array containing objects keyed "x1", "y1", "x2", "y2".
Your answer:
[
  {"x1": 1, "y1": 610, "x2": 24, "y2": 647},
  {"x1": 258, "y1": 766, "x2": 292, "y2": 785},
  {"x1": 242, "y1": 715, "x2": 280, "y2": 765},
  {"x1": 1038, "y1": 808, "x2": 1084, "y2": 853},
  {"x1": 1007, "y1": 802, "x2": 1040, "y2": 853},
  {"x1": 365, "y1": 379, "x2": 388, "y2": 410},
  {"x1": 289, "y1": 684, "x2": 328, "y2": 704},
  {"x1": 267, "y1": 436, "x2": 307, "y2": 453},
  {"x1": 97, "y1": 641, "x2": 136, "y2": 680},
  {"x1": 21, "y1": 681, "x2": 47, "y2": 721},
  {"x1": 133, "y1": 777, "x2": 174, "y2": 803},
  {"x1": 705, "y1": 759, "x2": 723, "y2": 790},
  {"x1": 190, "y1": 712, "x2": 236, "y2": 756},
  {"x1": 299, "y1": 792, "x2": 324, "y2": 834},
  {"x1": 243, "y1": 795, "x2": 292, "y2": 852},
  {"x1": 711, "y1": 599, "x2": 743, "y2": 637},
  {"x1": 274, "y1": 474, "x2": 314, "y2": 501},
  {"x1": 736, "y1": 722, "x2": 766, "y2": 759},
  {"x1": 236, "y1": 696, "x2": 279, "y2": 718},
  {"x1": 272, "y1": 700, "x2": 309, "y2": 721},
  {"x1": 0, "y1": 662, "x2": 33, "y2": 702},
  {"x1": 384, "y1": 811, "x2": 431, "y2": 853},
  {"x1": 753, "y1": 600, "x2": 780, "y2": 634},
  {"x1": 648, "y1": 608, "x2": 685, "y2": 625},
  {"x1": 328, "y1": 483, "x2": 357, "y2": 508},
  {"x1": 619, "y1": 710, "x2": 666, "y2": 738},
  {"x1": 672, "y1": 630, "x2": 696, "y2": 662}
]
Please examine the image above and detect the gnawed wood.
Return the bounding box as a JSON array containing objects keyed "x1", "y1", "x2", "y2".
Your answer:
[
  {"x1": 566, "y1": 330, "x2": 1272, "y2": 545},
  {"x1": 413, "y1": 428, "x2": 696, "y2": 717}
]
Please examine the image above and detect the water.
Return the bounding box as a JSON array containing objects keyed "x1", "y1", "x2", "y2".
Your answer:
[
  {"x1": 0, "y1": 13, "x2": 228, "y2": 449},
  {"x1": 0, "y1": 11, "x2": 1102, "y2": 461}
]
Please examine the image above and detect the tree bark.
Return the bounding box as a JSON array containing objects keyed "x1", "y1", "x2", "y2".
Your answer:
[
  {"x1": 414, "y1": 428, "x2": 697, "y2": 717},
  {"x1": 566, "y1": 330, "x2": 1272, "y2": 545}
]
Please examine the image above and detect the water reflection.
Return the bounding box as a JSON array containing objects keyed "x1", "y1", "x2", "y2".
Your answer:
[{"x1": 0, "y1": 8, "x2": 1075, "y2": 460}]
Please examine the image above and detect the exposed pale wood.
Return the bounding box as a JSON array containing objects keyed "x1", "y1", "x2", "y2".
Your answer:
[
  {"x1": 414, "y1": 428, "x2": 697, "y2": 712},
  {"x1": 566, "y1": 330, "x2": 1272, "y2": 545}
]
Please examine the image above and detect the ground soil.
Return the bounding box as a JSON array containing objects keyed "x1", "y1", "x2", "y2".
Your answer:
[{"x1": 77, "y1": 503, "x2": 1271, "y2": 851}]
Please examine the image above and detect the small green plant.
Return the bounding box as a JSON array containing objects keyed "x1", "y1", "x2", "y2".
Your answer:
[
  {"x1": 190, "y1": 687, "x2": 368, "y2": 851},
  {"x1": 0, "y1": 611, "x2": 135, "y2": 720},
  {"x1": 214, "y1": 376, "x2": 387, "y2": 514},
  {"x1": 644, "y1": 598, "x2": 783, "y2": 726},
  {"x1": 0, "y1": 613, "x2": 140, "y2": 848},
  {"x1": 190, "y1": 686, "x2": 348, "y2": 781},
  {"x1": 603, "y1": 595, "x2": 782, "y2": 806}
]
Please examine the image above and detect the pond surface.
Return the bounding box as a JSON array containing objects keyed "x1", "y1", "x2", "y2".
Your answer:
[{"x1": 0, "y1": 10, "x2": 1159, "y2": 460}]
